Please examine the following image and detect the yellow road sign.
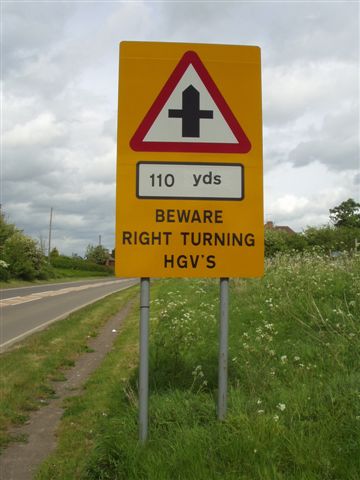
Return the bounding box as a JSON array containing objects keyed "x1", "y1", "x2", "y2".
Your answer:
[{"x1": 116, "y1": 41, "x2": 263, "y2": 278}]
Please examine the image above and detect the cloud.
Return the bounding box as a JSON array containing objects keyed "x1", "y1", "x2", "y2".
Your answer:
[
  {"x1": 3, "y1": 3, "x2": 79, "y2": 98},
  {"x1": 266, "y1": 190, "x2": 341, "y2": 231},
  {"x1": 263, "y1": 61, "x2": 358, "y2": 126},
  {"x1": 3, "y1": 3, "x2": 75, "y2": 69},
  {"x1": 4, "y1": 112, "x2": 66, "y2": 147},
  {"x1": 264, "y1": 162, "x2": 359, "y2": 230},
  {"x1": 289, "y1": 106, "x2": 359, "y2": 170},
  {"x1": 158, "y1": 1, "x2": 358, "y2": 65},
  {"x1": 261, "y1": 2, "x2": 359, "y2": 65}
]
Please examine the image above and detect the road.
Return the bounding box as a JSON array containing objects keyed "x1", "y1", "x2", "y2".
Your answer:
[{"x1": 0, "y1": 277, "x2": 138, "y2": 350}]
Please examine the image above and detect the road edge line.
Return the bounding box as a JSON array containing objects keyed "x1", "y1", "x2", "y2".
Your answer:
[
  {"x1": 0, "y1": 278, "x2": 133, "y2": 293},
  {"x1": 0, "y1": 283, "x2": 137, "y2": 352}
]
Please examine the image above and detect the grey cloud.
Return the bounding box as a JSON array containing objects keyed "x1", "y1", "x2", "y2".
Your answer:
[
  {"x1": 159, "y1": 2, "x2": 358, "y2": 65},
  {"x1": 265, "y1": 186, "x2": 358, "y2": 232},
  {"x1": 3, "y1": 3, "x2": 75, "y2": 49},
  {"x1": 4, "y1": 147, "x2": 60, "y2": 182},
  {"x1": 289, "y1": 108, "x2": 359, "y2": 170},
  {"x1": 4, "y1": 181, "x2": 116, "y2": 255},
  {"x1": 3, "y1": 3, "x2": 76, "y2": 77},
  {"x1": 289, "y1": 137, "x2": 358, "y2": 170},
  {"x1": 5, "y1": 206, "x2": 115, "y2": 255},
  {"x1": 263, "y1": 61, "x2": 358, "y2": 127},
  {"x1": 262, "y1": 2, "x2": 359, "y2": 65},
  {"x1": 102, "y1": 114, "x2": 117, "y2": 141},
  {"x1": 158, "y1": 1, "x2": 235, "y2": 37}
]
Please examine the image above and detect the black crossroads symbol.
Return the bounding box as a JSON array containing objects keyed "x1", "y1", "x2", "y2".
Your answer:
[{"x1": 168, "y1": 85, "x2": 213, "y2": 138}]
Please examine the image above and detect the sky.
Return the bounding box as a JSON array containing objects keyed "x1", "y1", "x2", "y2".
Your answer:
[{"x1": 2, "y1": 0, "x2": 359, "y2": 256}]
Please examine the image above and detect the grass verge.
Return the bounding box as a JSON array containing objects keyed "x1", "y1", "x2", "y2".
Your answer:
[
  {"x1": 34, "y1": 253, "x2": 360, "y2": 479},
  {"x1": 0, "y1": 285, "x2": 138, "y2": 450}
]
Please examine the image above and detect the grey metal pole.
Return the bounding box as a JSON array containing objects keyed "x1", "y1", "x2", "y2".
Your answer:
[
  {"x1": 48, "y1": 207, "x2": 53, "y2": 261},
  {"x1": 218, "y1": 277, "x2": 229, "y2": 420},
  {"x1": 139, "y1": 277, "x2": 150, "y2": 443}
]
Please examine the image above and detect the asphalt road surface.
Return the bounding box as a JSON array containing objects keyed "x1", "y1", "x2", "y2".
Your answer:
[{"x1": 0, "y1": 277, "x2": 138, "y2": 350}]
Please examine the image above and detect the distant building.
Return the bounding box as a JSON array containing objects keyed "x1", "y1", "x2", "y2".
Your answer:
[{"x1": 264, "y1": 221, "x2": 295, "y2": 235}]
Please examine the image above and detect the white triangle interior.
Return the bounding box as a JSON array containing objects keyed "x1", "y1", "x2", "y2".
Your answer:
[{"x1": 143, "y1": 65, "x2": 238, "y2": 144}]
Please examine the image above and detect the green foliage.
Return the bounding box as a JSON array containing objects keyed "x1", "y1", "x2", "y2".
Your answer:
[
  {"x1": 0, "y1": 211, "x2": 17, "y2": 252},
  {"x1": 0, "y1": 260, "x2": 10, "y2": 281},
  {"x1": 304, "y1": 225, "x2": 360, "y2": 253},
  {"x1": 264, "y1": 229, "x2": 309, "y2": 257},
  {"x1": 50, "y1": 247, "x2": 60, "y2": 259},
  {"x1": 0, "y1": 211, "x2": 114, "y2": 282},
  {"x1": 51, "y1": 255, "x2": 113, "y2": 274},
  {"x1": 0, "y1": 210, "x2": 52, "y2": 281},
  {"x1": 264, "y1": 225, "x2": 360, "y2": 257},
  {"x1": 3, "y1": 232, "x2": 50, "y2": 280},
  {"x1": 85, "y1": 245, "x2": 110, "y2": 265},
  {"x1": 329, "y1": 198, "x2": 360, "y2": 228},
  {"x1": 265, "y1": 228, "x2": 292, "y2": 256}
]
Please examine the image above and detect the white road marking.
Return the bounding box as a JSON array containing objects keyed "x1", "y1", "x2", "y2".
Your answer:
[{"x1": 0, "y1": 280, "x2": 129, "y2": 308}]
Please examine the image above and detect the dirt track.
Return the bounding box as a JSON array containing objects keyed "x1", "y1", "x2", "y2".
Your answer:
[{"x1": 0, "y1": 299, "x2": 135, "y2": 480}]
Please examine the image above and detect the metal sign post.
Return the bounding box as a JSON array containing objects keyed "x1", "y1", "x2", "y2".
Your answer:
[
  {"x1": 139, "y1": 277, "x2": 150, "y2": 443},
  {"x1": 218, "y1": 278, "x2": 229, "y2": 420}
]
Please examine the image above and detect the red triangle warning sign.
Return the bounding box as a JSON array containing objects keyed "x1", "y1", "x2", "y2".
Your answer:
[{"x1": 130, "y1": 51, "x2": 251, "y2": 153}]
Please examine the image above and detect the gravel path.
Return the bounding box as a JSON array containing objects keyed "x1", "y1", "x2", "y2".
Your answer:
[{"x1": 0, "y1": 299, "x2": 135, "y2": 480}]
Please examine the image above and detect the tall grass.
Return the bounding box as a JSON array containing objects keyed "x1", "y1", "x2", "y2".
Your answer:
[{"x1": 38, "y1": 252, "x2": 360, "y2": 480}]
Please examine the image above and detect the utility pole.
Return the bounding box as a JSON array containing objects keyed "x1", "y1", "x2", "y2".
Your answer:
[
  {"x1": 99, "y1": 234, "x2": 102, "y2": 246},
  {"x1": 48, "y1": 207, "x2": 53, "y2": 261}
]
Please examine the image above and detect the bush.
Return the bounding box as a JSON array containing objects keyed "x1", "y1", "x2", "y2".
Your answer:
[
  {"x1": 264, "y1": 225, "x2": 360, "y2": 257},
  {"x1": 51, "y1": 255, "x2": 113, "y2": 274},
  {"x1": 0, "y1": 260, "x2": 10, "y2": 281},
  {"x1": 3, "y1": 232, "x2": 49, "y2": 280},
  {"x1": 303, "y1": 225, "x2": 360, "y2": 253},
  {"x1": 264, "y1": 229, "x2": 290, "y2": 257},
  {"x1": 85, "y1": 245, "x2": 110, "y2": 265},
  {"x1": 0, "y1": 212, "x2": 17, "y2": 250}
]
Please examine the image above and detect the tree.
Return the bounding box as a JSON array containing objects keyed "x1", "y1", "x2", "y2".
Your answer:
[
  {"x1": 329, "y1": 198, "x2": 360, "y2": 228},
  {"x1": 3, "y1": 232, "x2": 49, "y2": 280},
  {"x1": 85, "y1": 244, "x2": 110, "y2": 265},
  {"x1": 264, "y1": 229, "x2": 289, "y2": 257},
  {"x1": 0, "y1": 210, "x2": 17, "y2": 252},
  {"x1": 50, "y1": 247, "x2": 60, "y2": 259}
]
